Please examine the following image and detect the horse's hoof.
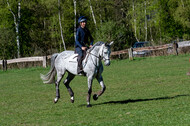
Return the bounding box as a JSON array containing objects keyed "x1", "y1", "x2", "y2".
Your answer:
[
  {"x1": 54, "y1": 100, "x2": 57, "y2": 103},
  {"x1": 71, "y1": 99, "x2": 74, "y2": 103},
  {"x1": 54, "y1": 97, "x2": 58, "y2": 103},
  {"x1": 70, "y1": 96, "x2": 74, "y2": 103},
  {"x1": 87, "y1": 104, "x2": 92, "y2": 107},
  {"x1": 93, "y1": 94, "x2": 98, "y2": 101}
]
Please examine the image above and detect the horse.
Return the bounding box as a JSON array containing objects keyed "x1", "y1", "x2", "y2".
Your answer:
[{"x1": 40, "y1": 41, "x2": 113, "y2": 107}]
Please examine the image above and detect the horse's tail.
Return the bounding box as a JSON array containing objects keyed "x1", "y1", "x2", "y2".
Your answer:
[{"x1": 40, "y1": 53, "x2": 59, "y2": 84}]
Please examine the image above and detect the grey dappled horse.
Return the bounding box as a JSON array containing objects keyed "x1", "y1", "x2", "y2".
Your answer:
[{"x1": 40, "y1": 41, "x2": 113, "y2": 107}]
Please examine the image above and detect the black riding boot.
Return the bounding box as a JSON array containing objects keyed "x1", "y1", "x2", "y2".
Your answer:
[{"x1": 77, "y1": 56, "x2": 83, "y2": 74}]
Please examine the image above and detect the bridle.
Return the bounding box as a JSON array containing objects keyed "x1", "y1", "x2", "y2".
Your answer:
[
  {"x1": 86, "y1": 45, "x2": 110, "y2": 61},
  {"x1": 83, "y1": 44, "x2": 110, "y2": 69}
]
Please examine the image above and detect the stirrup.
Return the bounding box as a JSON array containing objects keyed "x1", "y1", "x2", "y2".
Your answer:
[
  {"x1": 77, "y1": 67, "x2": 83, "y2": 74},
  {"x1": 77, "y1": 69, "x2": 86, "y2": 76},
  {"x1": 77, "y1": 69, "x2": 83, "y2": 74}
]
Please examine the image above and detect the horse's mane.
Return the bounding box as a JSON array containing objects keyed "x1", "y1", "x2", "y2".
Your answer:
[{"x1": 88, "y1": 41, "x2": 104, "y2": 52}]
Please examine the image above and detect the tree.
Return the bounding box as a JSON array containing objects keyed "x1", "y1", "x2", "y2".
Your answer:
[
  {"x1": 73, "y1": 0, "x2": 77, "y2": 41},
  {"x1": 132, "y1": 0, "x2": 139, "y2": 42},
  {"x1": 171, "y1": 0, "x2": 190, "y2": 39},
  {"x1": 58, "y1": 0, "x2": 66, "y2": 51},
  {"x1": 1, "y1": 0, "x2": 190, "y2": 59},
  {"x1": 88, "y1": 0, "x2": 97, "y2": 28},
  {"x1": 7, "y1": 0, "x2": 21, "y2": 58}
]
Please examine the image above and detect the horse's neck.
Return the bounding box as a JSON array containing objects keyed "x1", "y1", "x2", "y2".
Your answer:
[
  {"x1": 90, "y1": 46, "x2": 101, "y2": 56},
  {"x1": 85, "y1": 46, "x2": 102, "y2": 64}
]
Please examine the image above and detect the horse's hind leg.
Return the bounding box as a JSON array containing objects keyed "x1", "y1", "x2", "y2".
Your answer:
[
  {"x1": 54, "y1": 72, "x2": 64, "y2": 103},
  {"x1": 93, "y1": 75, "x2": 106, "y2": 101},
  {"x1": 63, "y1": 73, "x2": 75, "y2": 103}
]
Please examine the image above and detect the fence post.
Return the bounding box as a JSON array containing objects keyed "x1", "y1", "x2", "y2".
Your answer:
[
  {"x1": 187, "y1": 72, "x2": 190, "y2": 76},
  {"x1": 3, "y1": 60, "x2": 5, "y2": 71},
  {"x1": 128, "y1": 47, "x2": 134, "y2": 60},
  {"x1": 43, "y1": 56, "x2": 47, "y2": 68},
  {"x1": 118, "y1": 54, "x2": 121, "y2": 59},
  {"x1": 173, "y1": 42, "x2": 178, "y2": 55},
  {"x1": 1, "y1": 60, "x2": 3, "y2": 71},
  {"x1": 3, "y1": 60, "x2": 7, "y2": 71}
]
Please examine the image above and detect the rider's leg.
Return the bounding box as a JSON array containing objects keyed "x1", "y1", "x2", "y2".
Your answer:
[{"x1": 75, "y1": 47, "x2": 83, "y2": 73}]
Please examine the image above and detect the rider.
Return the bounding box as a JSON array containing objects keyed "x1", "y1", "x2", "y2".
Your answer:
[{"x1": 75, "y1": 16, "x2": 94, "y2": 74}]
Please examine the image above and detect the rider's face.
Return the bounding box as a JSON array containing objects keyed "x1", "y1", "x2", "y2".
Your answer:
[{"x1": 80, "y1": 21, "x2": 86, "y2": 28}]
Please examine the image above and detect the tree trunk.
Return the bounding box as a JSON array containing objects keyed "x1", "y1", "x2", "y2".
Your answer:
[
  {"x1": 73, "y1": 0, "x2": 77, "y2": 42},
  {"x1": 144, "y1": 0, "x2": 147, "y2": 42},
  {"x1": 181, "y1": 0, "x2": 184, "y2": 8},
  {"x1": 7, "y1": 0, "x2": 21, "y2": 58},
  {"x1": 58, "y1": 0, "x2": 66, "y2": 51},
  {"x1": 17, "y1": 1, "x2": 21, "y2": 57},
  {"x1": 133, "y1": 0, "x2": 139, "y2": 42},
  {"x1": 159, "y1": 4, "x2": 162, "y2": 44},
  {"x1": 149, "y1": 13, "x2": 153, "y2": 42},
  {"x1": 89, "y1": 0, "x2": 97, "y2": 29},
  {"x1": 97, "y1": 1, "x2": 102, "y2": 26}
]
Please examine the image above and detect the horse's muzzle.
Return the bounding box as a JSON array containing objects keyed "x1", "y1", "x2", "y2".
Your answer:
[{"x1": 104, "y1": 60, "x2": 110, "y2": 66}]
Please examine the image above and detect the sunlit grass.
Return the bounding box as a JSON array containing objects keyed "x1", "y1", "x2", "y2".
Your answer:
[{"x1": 0, "y1": 54, "x2": 190, "y2": 125}]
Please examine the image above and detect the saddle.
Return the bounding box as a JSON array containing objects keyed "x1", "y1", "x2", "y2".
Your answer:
[
  {"x1": 68, "y1": 52, "x2": 88, "y2": 63},
  {"x1": 68, "y1": 50, "x2": 88, "y2": 63},
  {"x1": 67, "y1": 54, "x2": 78, "y2": 63},
  {"x1": 67, "y1": 52, "x2": 88, "y2": 76}
]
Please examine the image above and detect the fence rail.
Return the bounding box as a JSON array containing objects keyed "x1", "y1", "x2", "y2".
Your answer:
[
  {"x1": 1, "y1": 41, "x2": 190, "y2": 70},
  {"x1": 7, "y1": 57, "x2": 43, "y2": 64},
  {"x1": 0, "y1": 55, "x2": 51, "y2": 71},
  {"x1": 111, "y1": 41, "x2": 190, "y2": 59},
  {"x1": 111, "y1": 44, "x2": 171, "y2": 56}
]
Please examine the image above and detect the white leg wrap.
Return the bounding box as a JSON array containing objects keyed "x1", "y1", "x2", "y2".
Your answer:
[
  {"x1": 100, "y1": 82, "x2": 104, "y2": 88},
  {"x1": 54, "y1": 97, "x2": 58, "y2": 102},
  {"x1": 71, "y1": 96, "x2": 74, "y2": 100}
]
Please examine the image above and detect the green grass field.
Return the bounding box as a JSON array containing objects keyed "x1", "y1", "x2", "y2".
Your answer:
[{"x1": 0, "y1": 54, "x2": 190, "y2": 126}]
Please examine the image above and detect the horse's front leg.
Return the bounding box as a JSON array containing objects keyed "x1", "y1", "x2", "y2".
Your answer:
[
  {"x1": 93, "y1": 75, "x2": 106, "y2": 101},
  {"x1": 87, "y1": 76, "x2": 93, "y2": 107}
]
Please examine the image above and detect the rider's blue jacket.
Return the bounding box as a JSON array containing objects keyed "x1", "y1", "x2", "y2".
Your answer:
[{"x1": 75, "y1": 26, "x2": 93, "y2": 48}]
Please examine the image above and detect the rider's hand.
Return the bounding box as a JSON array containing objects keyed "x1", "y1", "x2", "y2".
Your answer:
[
  {"x1": 82, "y1": 47, "x2": 87, "y2": 50},
  {"x1": 89, "y1": 45, "x2": 93, "y2": 48}
]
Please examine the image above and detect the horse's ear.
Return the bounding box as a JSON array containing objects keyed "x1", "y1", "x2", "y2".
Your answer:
[
  {"x1": 105, "y1": 42, "x2": 109, "y2": 46},
  {"x1": 109, "y1": 41, "x2": 114, "y2": 46}
]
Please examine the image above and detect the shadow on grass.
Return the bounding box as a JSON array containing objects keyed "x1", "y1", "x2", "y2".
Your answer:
[
  {"x1": 95, "y1": 94, "x2": 190, "y2": 106},
  {"x1": 79, "y1": 94, "x2": 190, "y2": 107}
]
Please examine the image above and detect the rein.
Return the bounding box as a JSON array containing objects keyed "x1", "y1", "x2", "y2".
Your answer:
[
  {"x1": 85, "y1": 45, "x2": 110, "y2": 63},
  {"x1": 87, "y1": 52, "x2": 110, "y2": 61},
  {"x1": 83, "y1": 44, "x2": 110, "y2": 69}
]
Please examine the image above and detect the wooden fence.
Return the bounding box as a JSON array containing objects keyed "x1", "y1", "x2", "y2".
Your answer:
[
  {"x1": 111, "y1": 41, "x2": 190, "y2": 59},
  {"x1": 110, "y1": 43, "x2": 172, "y2": 59},
  {"x1": 0, "y1": 55, "x2": 51, "y2": 71},
  {"x1": 0, "y1": 41, "x2": 190, "y2": 70}
]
